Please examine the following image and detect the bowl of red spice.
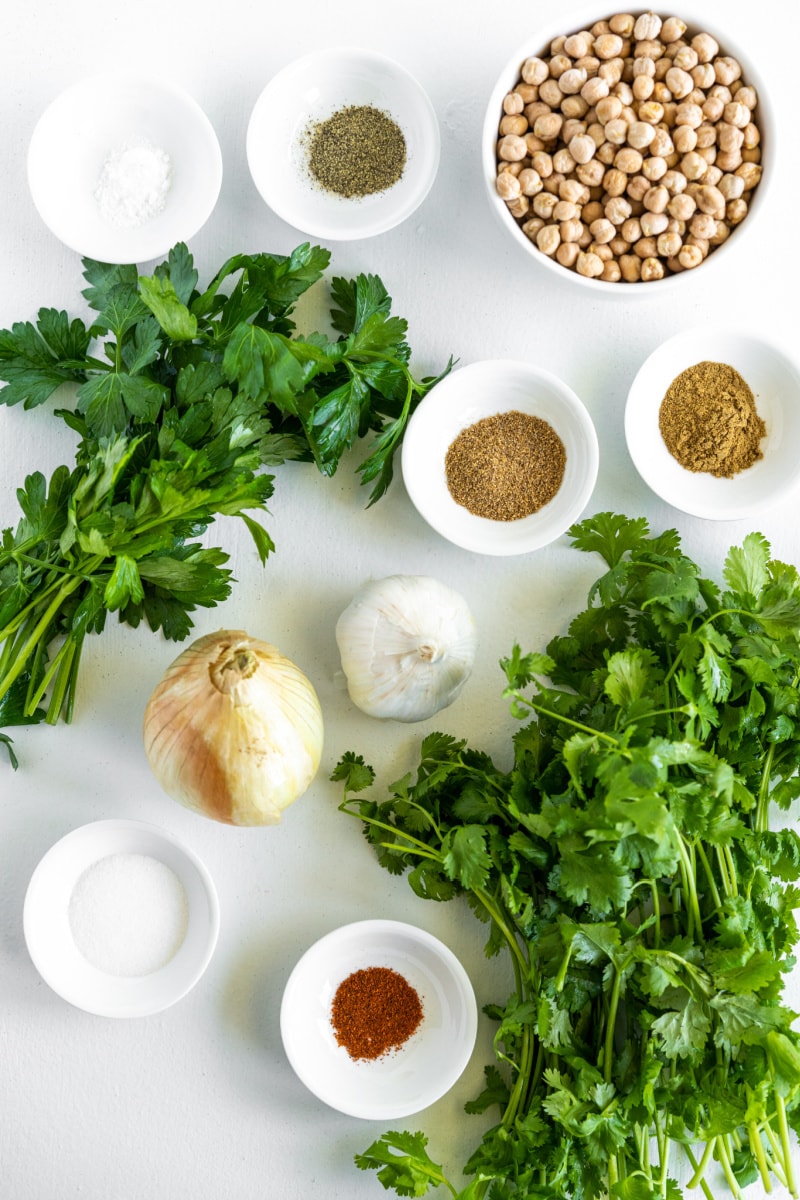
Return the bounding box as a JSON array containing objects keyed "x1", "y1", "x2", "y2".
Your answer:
[
  {"x1": 625, "y1": 325, "x2": 800, "y2": 520},
  {"x1": 246, "y1": 47, "x2": 440, "y2": 241},
  {"x1": 401, "y1": 359, "x2": 599, "y2": 555},
  {"x1": 279, "y1": 919, "x2": 478, "y2": 1119}
]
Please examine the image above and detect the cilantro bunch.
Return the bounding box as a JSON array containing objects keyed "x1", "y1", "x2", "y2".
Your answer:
[
  {"x1": 0, "y1": 243, "x2": 450, "y2": 762},
  {"x1": 336, "y1": 513, "x2": 800, "y2": 1200}
]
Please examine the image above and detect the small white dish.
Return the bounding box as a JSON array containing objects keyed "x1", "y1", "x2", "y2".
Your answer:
[
  {"x1": 280, "y1": 919, "x2": 477, "y2": 1119},
  {"x1": 246, "y1": 47, "x2": 440, "y2": 241},
  {"x1": 27, "y1": 74, "x2": 223, "y2": 264},
  {"x1": 23, "y1": 819, "x2": 220, "y2": 1018},
  {"x1": 625, "y1": 326, "x2": 800, "y2": 521},
  {"x1": 401, "y1": 359, "x2": 599, "y2": 555}
]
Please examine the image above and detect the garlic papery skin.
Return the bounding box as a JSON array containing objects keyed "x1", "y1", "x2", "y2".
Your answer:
[
  {"x1": 143, "y1": 630, "x2": 324, "y2": 826},
  {"x1": 335, "y1": 576, "x2": 477, "y2": 722}
]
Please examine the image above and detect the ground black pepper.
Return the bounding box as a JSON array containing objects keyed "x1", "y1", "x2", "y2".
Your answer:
[
  {"x1": 305, "y1": 105, "x2": 406, "y2": 199},
  {"x1": 445, "y1": 409, "x2": 566, "y2": 521},
  {"x1": 330, "y1": 966, "x2": 423, "y2": 1060},
  {"x1": 658, "y1": 360, "x2": 766, "y2": 478}
]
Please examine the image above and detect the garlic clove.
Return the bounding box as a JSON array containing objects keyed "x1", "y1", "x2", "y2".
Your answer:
[{"x1": 335, "y1": 576, "x2": 477, "y2": 722}]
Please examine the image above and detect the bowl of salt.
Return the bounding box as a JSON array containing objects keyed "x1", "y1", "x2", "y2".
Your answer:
[
  {"x1": 27, "y1": 74, "x2": 223, "y2": 264},
  {"x1": 23, "y1": 819, "x2": 220, "y2": 1018}
]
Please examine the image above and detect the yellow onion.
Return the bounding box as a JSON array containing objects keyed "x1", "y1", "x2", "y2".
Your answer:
[{"x1": 143, "y1": 630, "x2": 324, "y2": 826}]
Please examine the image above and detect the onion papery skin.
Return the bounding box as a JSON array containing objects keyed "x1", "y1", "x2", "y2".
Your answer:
[{"x1": 143, "y1": 630, "x2": 324, "y2": 826}]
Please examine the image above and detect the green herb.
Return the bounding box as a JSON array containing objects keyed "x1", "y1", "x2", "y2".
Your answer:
[
  {"x1": 335, "y1": 512, "x2": 800, "y2": 1200},
  {"x1": 0, "y1": 242, "x2": 451, "y2": 762}
]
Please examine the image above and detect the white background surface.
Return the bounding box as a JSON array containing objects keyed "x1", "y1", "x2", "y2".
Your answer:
[{"x1": 1, "y1": 1, "x2": 798, "y2": 1197}]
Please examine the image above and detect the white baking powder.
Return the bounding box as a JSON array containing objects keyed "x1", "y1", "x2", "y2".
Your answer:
[
  {"x1": 94, "y1": 138, "x2": 173, "y2": 229},
  {"x1": 68, "y1": 852, "x2": 189, "y2": 977}
]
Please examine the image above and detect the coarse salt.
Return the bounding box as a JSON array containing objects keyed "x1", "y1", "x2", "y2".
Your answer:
[
  {"x1": 94, "y1": 138, "x2": 172, "y2": 229},
  {"x1": 68, "y1": 852, "x2": 189, "y2": 977}
]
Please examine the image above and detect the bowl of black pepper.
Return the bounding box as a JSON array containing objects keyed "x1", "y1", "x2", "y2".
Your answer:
[
  {"x1": 625, "y1": 325, "x2": 800, "y2": 520},
  {"x1": 401, "y1": 359, "x2": 600, "y2": 555},
  {"x1": 246, "y1": 47, "x2": 440, "y2": 241},
  {"x1": 279, "y1": 919, "x2": 477, "y2": 1119}
]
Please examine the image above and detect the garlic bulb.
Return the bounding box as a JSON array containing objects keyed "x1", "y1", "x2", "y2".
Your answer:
[
  {"x1": 335, "y1": 575, "x2": 477, "y2": 722},
  {"x1": 143, "y1": 630, "x2": 324, "y2": 826}
]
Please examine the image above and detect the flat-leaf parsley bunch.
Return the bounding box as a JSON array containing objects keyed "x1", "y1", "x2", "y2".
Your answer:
[
  {"x1": 336, "y1": 513, "x2": 800, "y2": 1200},
  {"x1": 0, "y1": 243, "x2": 451, "y2": 762}
]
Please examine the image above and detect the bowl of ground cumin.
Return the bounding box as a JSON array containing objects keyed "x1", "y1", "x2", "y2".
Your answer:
[
  {"x1": 625, "y1": 325, "x2": 800, "y2": 519},
  {"x1": 401, "y1": 359, "x2": 599, "y2": 555},
  {"x1": 279, "y1": 919, "x2": 477, "y2": 1119},
  {"x1": 246, "y1": 47, "x2": 440, "y2": 240}
]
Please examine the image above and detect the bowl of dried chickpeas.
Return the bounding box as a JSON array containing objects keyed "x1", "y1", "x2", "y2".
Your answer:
[{"x1": 483, "y1": 9, "x2": 772, "y2": 291}]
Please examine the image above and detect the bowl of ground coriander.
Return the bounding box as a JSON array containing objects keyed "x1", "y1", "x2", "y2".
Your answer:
[
  {"x1": 246, "y1": 47, "x2": 440, "y2": 240},
  {"x1": 401, "y1": 359, "x2": 599, "y2": 555},
  {"x1": 625, "y1": 326, "x2": 800, "y2": 520}
]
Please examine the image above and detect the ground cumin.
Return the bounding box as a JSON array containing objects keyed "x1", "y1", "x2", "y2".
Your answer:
[
  {"x1": 658, "y1": 361, "x2": 766, "y2": 478},
  {"x1": 330, "y1": 966, "x2": 423, "y2": 1061},
  {"x1": 445, "y1": 409, "x2": 566, "y2": 521}
]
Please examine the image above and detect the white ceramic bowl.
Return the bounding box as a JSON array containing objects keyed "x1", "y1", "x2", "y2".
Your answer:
[
  {"x1": 27, "y1": 74, "x2": 223, "y2": 264},
  {"x1": 401, "y1": 359, "x2": 599, "y2": 555},
  {"x1": 280, "y1": 919, "x2": 477, "y2": 1119},
  {"x1": 246, "y1": 47, "x2": 440, "y2": 241},
  {"x1": 482, "y1": 8, "x2": 773, "y2": 297},
  {"x1": 23, "y1": 819, "x2": 220, "y2": 1018},
  {"x1": 625, "y1": 326, "x2": 800, "y2": 520}
]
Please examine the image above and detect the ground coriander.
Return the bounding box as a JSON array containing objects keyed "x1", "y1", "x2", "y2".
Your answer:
[
  {"x1": 445, "y1": 409, "x2": 566, "y2": 521},
  {"x1": 658, "y1": 360, "x2": 766, "y2": 478},
  {"x1": 305, "y1": 105, "x2": 406, "y2": 199}
]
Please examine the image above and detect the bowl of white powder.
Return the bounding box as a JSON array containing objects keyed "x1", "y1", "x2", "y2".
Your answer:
[
  {"x1": 23, "y1": 819, "x2": 220, "y2": 1017},
  {"x1": 27, "y1": 74, "x2": 223, "y2": 264}
]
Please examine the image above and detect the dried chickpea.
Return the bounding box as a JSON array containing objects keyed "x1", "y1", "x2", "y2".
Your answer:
[
  {"x1": 499, "y1": 115, "x2": 529, "y2": 137},
  {"x1": 559, "y1": 177, "x2": 588, "y2": 204},
  {"x1": 576, "y1": 249, "x2": 605, "y2": 277},
  {"x1": 665, "y1": 66, "x2": 693, "y2": 99},
  {"x1": 521, "y1": 216, "x2": 545, "y2": 240},
  {"x1": 503, "y1": 91, "x2": 526, "y2": 116},
  {"x1": 531, "y1": 150, "x2": 554, "y2": 177},
  {"x1": 632, "y1": 74, "x2": 655, "y2": 101},
  {"x1": 595, "y1": 94, "x2": 623, "y2": 123},
  {"x1": 596, "y1": 141, "x2": 617, "y2": 165},
  {"x1": 600, "y1": 258, "x2": 623, "y2": 281},
  {"x1": 621, "y1": 216, "x2": 642, "y2": 242},
  {"x1": 606, "y1": 193, "x2": 633, "y2": 222},
  {"x1": 742, "y1": 122, "x2": 760, "y2": 150},
  {"x1": 553, "y1": 199, "x2": 580, "y2": 221},
  {"x1": 533, "y1": 191, "x2": 559, "y2": 218},
  {"x1": 620, "y1": 253, "x2": 642, "y2": 280},
  {"x1": 736, "y1": 161, "x2": 762, "y2": 189},
  {"x1": 642, "y1": 154, "x2": 668, "y2": 181},
  {"x1": 667, "y1": 191, "x2": 696, "y2": 220},
  {"x1": 577, "y1": 158, "x2": 607, "y2": 187},
  {"x1": 496, "y1": 171, "x2": 522, "y2": 201},
  {"x1": 560, "y1": 67, "x2": 589, "y2": 94},
  {"x1": 615, "y1": 146, "x2": 643, "y2": 173},
  {"x1": 715, "y1": 56, "x2": 742, "y2": 86},
  {"x1": 723, "y1": 101, "x2": 750, "y2": 129},
  {"x1": 498, "y1": 134, "x2": 528, "y2": 162},
  {"x1": 638, "y1": 100, "x2": 664, "y2": 124},
  {"x1": 678, "y1": 242, "x2": 704, "y2": 268},
  {"x1": 634, "y1": 12, "x2": 662, "y2": 40},
  {"x1": 737, "y1": 85, "x2": 758, "y2": 110},
  {"x1": 640, "y1": 256, "x2": 665, "y2": 280},
  {"x1": 726, "y1": 197, "x2": 749, "y2": 224},
  {"x1": 556, "y1": 240, "x2": 581, "y2": 268},
  {"x1": 642, "y1": 184, "x2": 669, "y2": 213},
  {"x1": 595, "y1": 32, "x2": 625, "y2": 59},
  {"x1": 519, "y1": 168, "x2": 545, "y2": 196},
  {"x1": 650, "y1": 128, "x2": 674, "y2": 157},
  {"x1": 582, "y1": 76, "x2": 610, "y2": 106},
  {"x1": 525, "y1": 133, "x2": 547, "y2": 155},
  {"x1": 521, "y1": 57, "x2": 549, "y2": 85},
  {"x1": 563, "y1": 117, "x2": 588, "y2": 143},
  {"x1": 553, "y1": 147, "x2": 577, "y2": 173},
  {"x1": 549, "y1": 53, "x2": 572, "y2": 78},
  {"x1": 657, "y1": 229, "x2": 682, "y2": 257},
  {"x1": 507, "y1": 195, "x2": 530, "y2": 218},
  {"x1": 640, "y1": 210, "x2": 669, "y2": 236},
  {"x1": 534, "y1": 113, "x2": 563, "y2": 142},
  {"x1": 589, "y1": 216, "x2": 616, "y2": 243},
  {"x1": 718, "y1": 172, "x2": 744, "y2": 201},
  {"x1": 536, "y1": 225, "x2": 562, "y2": 256},
  {"x1": 626, "y1": 174, "x2": 651, "y2": 201},
  {"x1": 633, "y1": 235, "x2": 658, "y2": 258},
  {"x1": 560, "y1": 217, "x2": 584, "y2": 242},
  {"x1": 681, "y1": 151, "x2": 708, "y2": 181},
  {"x1": 672, "y1": 125, "x2": 697, "y2": 154},
  {"x1": 692, "y1": 62, "x2": 716, "y2": 90},
  {"x1": 675, "y1": 102, "x2": 703, "y2": 128},
  {"x1": 662, "y1": 168, "x2": 688, "y2": 193},
  {"x1": 603, "y1": 167, "x2": 629, "y2": 198},
  {"x1": 691, "y1": 32, "x2": 719, "y2": 63},
  {"x1": 562, "y1": 95, "x2": 591, "y2": 119},
  {"x1": 715, "y1": 149, "x2": 743, "y2": 172},
  {"x1": 539, "y1": 80, "x2": 563, "y2": 108},
  {"x1": 609, "y1": 13, "x2": 635, "y2": 36},
  {"x1": 569, "y1": 133, "x2": 597, "y2": 164},
  {"x1": 661, "y1": 16, "x2": 686, "y2": 42}
]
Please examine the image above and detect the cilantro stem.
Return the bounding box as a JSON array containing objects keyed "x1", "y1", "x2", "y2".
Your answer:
[
  {"x1": 603, "y1": 962, "x2": 625, "y2": 1084},
  {"x1": 682, "y1": 1144, "x2": 717, "y2": 1200},
  {"x1": 747, "y1": 1119, "x2": 773, "y2": 1193},
  {"x1": 772, "y1": 1088, "x2": 797, "y2": 1197},
  {"x1": 514, "y1": 694, "x2": 620, "y2": 747},
  {"x1": 695, "y1": 841, "x2": 723, "y2": 909},
  {"x1": 676, "y1": 833, "x2": 704, "y2": 939},
  {"x1": 714, "y1": 1134, "x2": 743, "y2": 1199}
]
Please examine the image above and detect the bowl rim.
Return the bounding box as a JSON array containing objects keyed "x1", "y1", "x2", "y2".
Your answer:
[
  {"x1": 22, "y1": 817, "x2": 220, "y2": 1018},
  {"x1": 401, "y1": 357, "x2": 600, "y2": 555},
  {"x1": 245, "y1": 44, "x2": 441, "y2": 241},
  {"x1": 624, "y1": 322, "x2": 800, "y2": 519},
  {"x1": 482, "y1": 5, "x2": 774, "y2": 296},
  {"x1": 279, "y1": 917, "x2": 478, "y2": 1119},
  {"x1": 27, "y1": 71, "x2": 223, "y2": 264}
]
